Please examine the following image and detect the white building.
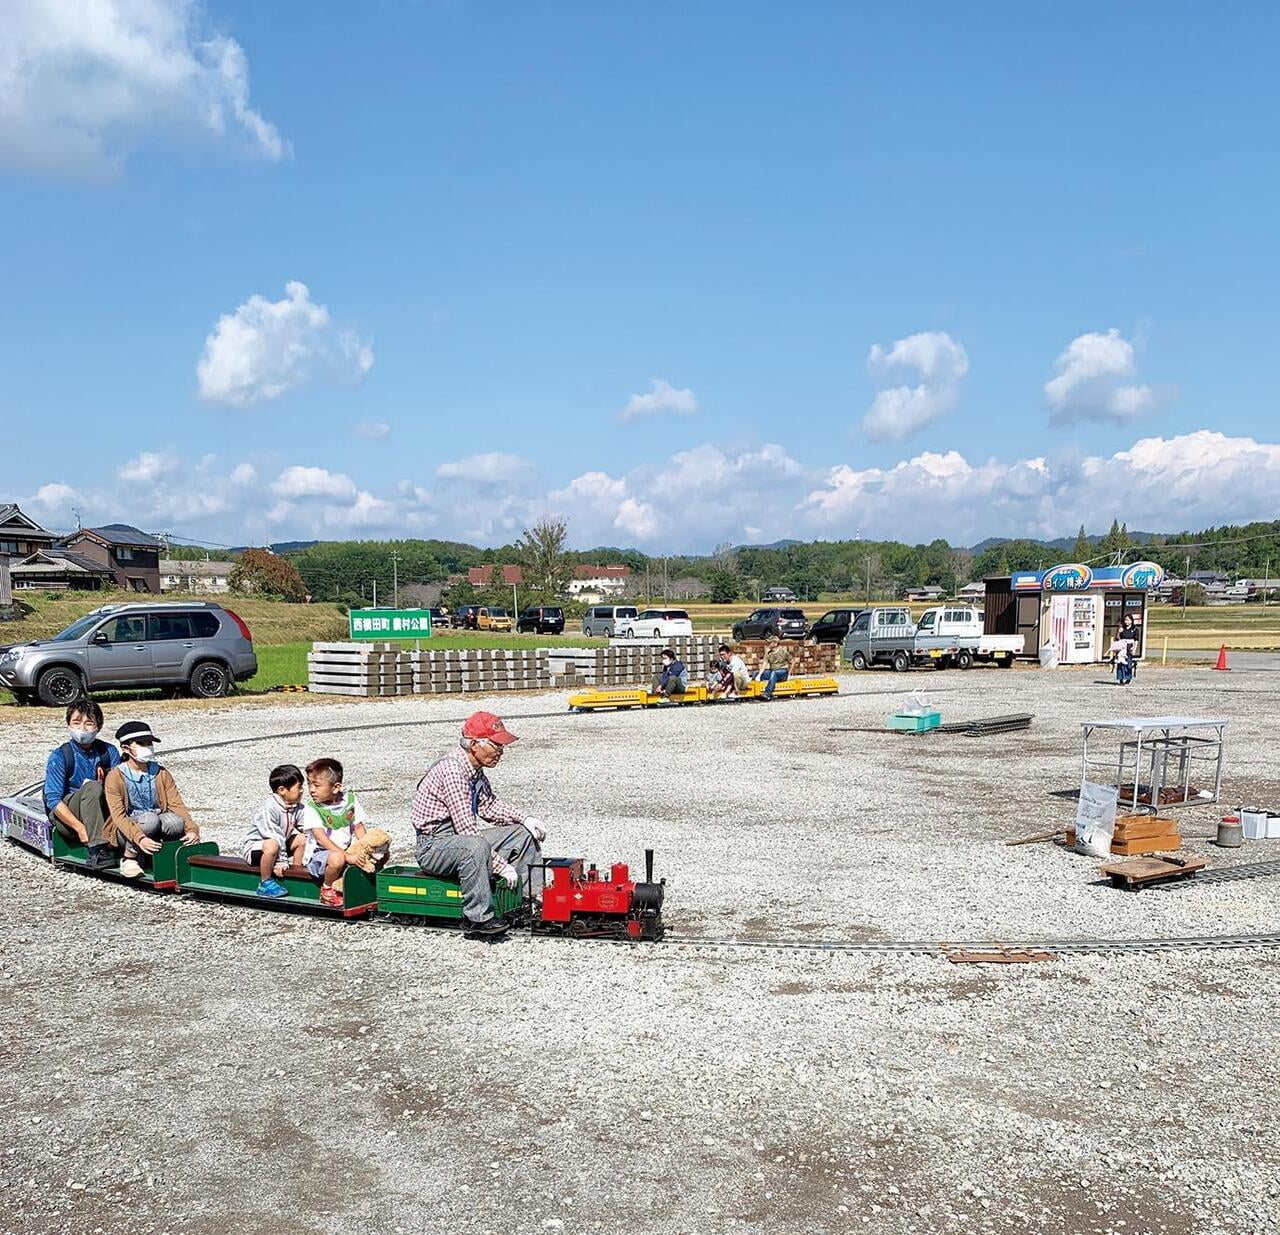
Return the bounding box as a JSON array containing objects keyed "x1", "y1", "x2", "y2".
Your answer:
[
  {"x1": 160, "y1": 558, "x2": 235, "y2": 594},
  {"x1": 564, "y1": 563, "x2": 632, "y2": 598}
]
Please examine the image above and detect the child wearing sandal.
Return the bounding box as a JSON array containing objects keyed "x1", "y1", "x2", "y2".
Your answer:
[
  {"x1": 301, "y1": 757, "x2": 370, "y2": 908},
  {"x1": 240, "y1": 763, "x2": 308, "y2": 899}
]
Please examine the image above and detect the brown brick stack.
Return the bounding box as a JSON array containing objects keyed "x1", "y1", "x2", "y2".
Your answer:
[{"x1": 733, "y1": 640, "x2": 839, "y2": 674}]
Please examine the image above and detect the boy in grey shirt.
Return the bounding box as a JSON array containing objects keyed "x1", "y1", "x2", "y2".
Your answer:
[{"x1": 240, "y1": 764, "x2": 307, "y2": 898}]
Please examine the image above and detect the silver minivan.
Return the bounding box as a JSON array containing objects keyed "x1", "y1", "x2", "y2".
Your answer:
[
  {"x1": 581, "y1": 605, "x2": 639, "y2": 638},
  {"x1": 0, "y1": 601, "x2": 258, "y2": 706}
]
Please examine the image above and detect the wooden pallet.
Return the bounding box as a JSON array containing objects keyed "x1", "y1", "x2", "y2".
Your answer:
[{"x1": 1099, "y1": 854, "x2": 1208, "y2": 891}]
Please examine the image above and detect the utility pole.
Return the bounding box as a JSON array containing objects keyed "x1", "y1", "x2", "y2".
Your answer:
[
  {"x1": 391, "y1": 550, "x2": 400, "y2": 609},
  {"x1": 1182, "y1": 554, "x2": 1189, "y2": 620},
  {"x1": 866, "y1": 555, "x2": 871, "y2": 606},
  {"x1": 662, "y1": 556, "x2": 668, "y2": 601},
  {"x1": 372, "y1": 578, "x2": 378, "y2": 607},
  {"x1": 1265, "y1": 557, "x2": 1271, "y2": 607}
]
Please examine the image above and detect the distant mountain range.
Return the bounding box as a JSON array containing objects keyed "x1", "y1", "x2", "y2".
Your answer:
[{"x1": 967, "y1": 532, "x2": 1166, "y2": 554}]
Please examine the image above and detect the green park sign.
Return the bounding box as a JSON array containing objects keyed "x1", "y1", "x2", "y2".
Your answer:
[{"x1": 348, "y1": 608, "x2": 433, "y2": 640}]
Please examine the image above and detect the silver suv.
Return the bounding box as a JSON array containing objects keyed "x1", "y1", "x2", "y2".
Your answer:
[{"x1": 0, "y1": 602, "x2": 258, "y2": 706}]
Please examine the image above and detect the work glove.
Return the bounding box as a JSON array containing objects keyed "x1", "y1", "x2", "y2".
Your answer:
[
  {"x1": 521, "y1": 816, "x2": 547, "y2": 843},
  {"x1": 495, "y1": 859, "x2": 520, "y2": 889}
]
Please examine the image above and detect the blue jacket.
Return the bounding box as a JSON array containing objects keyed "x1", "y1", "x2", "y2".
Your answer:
[
  {"x1": 659, "y1": 660, "x2": 688, "y2": 689},
  {"x1": 43, "y1": 740, "x2": 121, "y2": 815}
]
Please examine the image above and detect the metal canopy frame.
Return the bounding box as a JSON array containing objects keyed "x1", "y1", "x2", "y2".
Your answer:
[{"x1": 1081, "y1": 716, "x2": 1227, "y2": 814}]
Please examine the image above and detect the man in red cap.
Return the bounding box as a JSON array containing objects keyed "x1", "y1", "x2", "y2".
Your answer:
[{"x1": 408, "y1": 710, "x2": 548, "y2": 940}]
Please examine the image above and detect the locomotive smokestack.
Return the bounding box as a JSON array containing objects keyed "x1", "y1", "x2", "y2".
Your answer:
[{"x1": 645, "y1": 848, "x2": 654, "y2": 883}]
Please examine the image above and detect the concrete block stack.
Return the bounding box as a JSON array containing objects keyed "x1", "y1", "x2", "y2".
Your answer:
[
  {"x1": 547, "y1": 636, "x2": 723, "y2": 688},
  {"x1": 307, "y1": 642, "x2": 415, "y2": 697},
  {"x1": 308, "y1": 644, "x2": 552, "y2": 696}
]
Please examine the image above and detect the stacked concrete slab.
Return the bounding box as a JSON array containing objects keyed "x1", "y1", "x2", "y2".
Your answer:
[
  {"x1": 308, "y1": 643, "x2": 416, "y2": 697},
  {"x1": 547, "y1": 636, "x2": 723, "y2": 689},
  {"x1": 308, "y1": 643, "x2": 551, "y2": 696}
]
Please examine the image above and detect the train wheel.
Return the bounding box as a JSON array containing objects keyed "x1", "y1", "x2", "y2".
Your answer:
[{"x1": 851, "y1": 651, "x2": 868, "y2": 671}]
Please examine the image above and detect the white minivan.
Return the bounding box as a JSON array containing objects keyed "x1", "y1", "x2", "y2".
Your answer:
[{"x1": 582, "y1": 606, "x2": 639, "y2": 638}]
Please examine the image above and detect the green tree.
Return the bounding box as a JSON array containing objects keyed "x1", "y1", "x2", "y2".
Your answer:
[
  {"x1": 707, "y1": 568, "x2": 740, "y2": 603},
  {"x1": 229, "y1": 549, "x2": 308, "y2": 601},
  {"x1": 1073, "y1": 524, "x2": 1090, "y2": 560},
  {"x1": 516, "y1": 515, "x2": 572, "y2": 598}
]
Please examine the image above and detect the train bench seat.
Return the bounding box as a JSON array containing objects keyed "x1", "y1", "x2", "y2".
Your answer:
[{"x1": 184, "y1": 852, "x2": 318, "y2": 882}]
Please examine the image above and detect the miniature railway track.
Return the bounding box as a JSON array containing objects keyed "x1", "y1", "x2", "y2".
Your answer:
[{"x1": 9, "y1": 707, "x2": 1278, "y2": 960}]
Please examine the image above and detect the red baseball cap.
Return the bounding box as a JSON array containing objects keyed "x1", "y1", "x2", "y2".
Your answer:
[{"x1": 462, "y1": 711, "x2": 519, "y2": 745}]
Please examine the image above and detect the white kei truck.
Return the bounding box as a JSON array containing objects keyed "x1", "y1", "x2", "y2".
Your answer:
[{"x1": 843, "y1": 605, "x2": 1024, "y2": 671}]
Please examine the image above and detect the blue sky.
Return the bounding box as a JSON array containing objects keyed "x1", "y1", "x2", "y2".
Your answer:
[{"x1": 2, "y1": 1, "x2": 1279, "y2": 551}]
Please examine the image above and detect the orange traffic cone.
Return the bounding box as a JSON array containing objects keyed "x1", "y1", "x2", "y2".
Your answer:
[{"x1": 1213, "y1": 644, "x2": 1229, "y2": 671}]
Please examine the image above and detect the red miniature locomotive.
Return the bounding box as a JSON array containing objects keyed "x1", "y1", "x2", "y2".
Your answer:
[{"x1": 533, "y1": 848, "x2": 665, "y2": 940}]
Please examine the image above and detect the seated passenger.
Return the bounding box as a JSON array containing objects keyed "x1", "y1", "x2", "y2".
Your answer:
[
  {"x1": 758, "y1": 631, "x2": 792, "y2": 700},
  {"x1": 240, "y1": 763, "x2": 308, "y2": 899},
  {"x1": 409, "y1": 711, "x2": 547, "y2": 941},
  {"x1": 709, "y1": 644, "x2": 751, "y2": 698},
  {"x1": 103, "y1": 721, "x2": 200, "y2": 878},
  {"x1": 652, "y1": 648, "x2": 688, "y2": 699},
  {"x1": 301, "y1": 757, "x2": 371, "y2": 908},
  {"x1": 44, "y1": 699, "x2": 122, "y2": 870}
]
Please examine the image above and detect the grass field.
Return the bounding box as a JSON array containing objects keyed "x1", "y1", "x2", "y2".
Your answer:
[{"x1": 2, "y1": 590, "x2": 1276, "y2": 705}]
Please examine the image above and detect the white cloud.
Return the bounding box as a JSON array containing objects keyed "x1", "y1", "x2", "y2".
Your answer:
[
  {"x1": 436, "y1": 452, "x2": 533, "y2": 485},
  {"x1": 862, "y1": 331, "x2": 969, "y2": 441},
  {"x1": 0, "y1": 0, "x2": 287, "y2": 179},
  {"x1": 355, "y1": 420, "x2": 391, "y2": 441},
  {"x1": 196, "y1": 281, "x2": 374, "y2": 408},
  {"x1": 619, "y1": 378, "x2": 699, "y2": 422},
  {"x1": 1045, "y1": 328, "x2": 1158, "y2": 425},
  {"x1": 118, "y1": 451, "x2": 179, "y2": 483},
  {"x1": 271, "y1": 465, "x2": 357, "y2": 502},
  {"x1": 13, "y1": 430, "x2": 1280, "y2": 553}
]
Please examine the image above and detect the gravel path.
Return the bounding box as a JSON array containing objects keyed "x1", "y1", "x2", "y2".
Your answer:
[{"x1": 3, "y1": 666, "x2": 1279, "y2": 1234}]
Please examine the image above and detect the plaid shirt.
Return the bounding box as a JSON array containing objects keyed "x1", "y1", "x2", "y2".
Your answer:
[{"x1": 409, "y1": 749, "x2": 526, "y2": 873}]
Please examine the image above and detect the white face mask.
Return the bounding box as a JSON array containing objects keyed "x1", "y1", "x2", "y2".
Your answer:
[
  {"x1": 70, "y1": 727, "x2": 100, "y2": 745},
  {"x1": 132, "y1": 745, "x2": 155, "y2": 762}
]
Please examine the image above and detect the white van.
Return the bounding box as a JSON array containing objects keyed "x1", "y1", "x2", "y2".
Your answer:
[{"x1": 582, "y1": 606, "x2": 639, "y2": 638}]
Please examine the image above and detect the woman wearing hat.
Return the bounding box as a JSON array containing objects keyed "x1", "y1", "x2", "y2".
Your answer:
[{"x1": 103, "y1": 720, "x2": 201, "y2": 878}]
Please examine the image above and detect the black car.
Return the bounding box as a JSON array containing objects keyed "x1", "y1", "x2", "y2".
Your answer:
[
  {"x1": 807, "y1": 607, "x2": 860, "y2": 643},
  {"x1": 451, "y1": 605, "x2": 481, "y2": 630},
  {"x1": 732, "y1": 607, "x2": 809, "y2": 641},
  {"x1": 517, "y1": 606, "x2": 565, "y2": 635}
]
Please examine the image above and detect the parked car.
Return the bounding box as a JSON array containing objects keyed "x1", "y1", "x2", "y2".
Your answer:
[
  {"x1": 426, "y1": 608, "x2": 448, "y2": 629},
  {"x1": 732, "y1": 607, "x2": 809, "y2": 641},
  {"x1": 582, "y1": 606, "x2": 639, "y2": 638},
  {"x1": 477, "y1": 606, "x2": 513, "y2": 632},
  {"x1": 451, "y1": 605, "x2": 481, "y2": 630},
  {"x1": 0, "y1": 602, "x2": 257, "y2": 706},
  {"x1": 912, "y1": 606, "x2": 1022, "y2": 668},
  {"x1": 517, "y1": 606, "x2": 565, "y2": 635},
  {"x1": 763, "y1": 586, "x2": 797, "y2": 602},
  {"x1": 842, "y1": 606, "x2": 916, "y2": 671},
  {"x1": 622, "y1": 608, "x2": 694, "y2": 639},
  {"x1": 807, "y1": 607, "x2": 860, "y2": 644}
]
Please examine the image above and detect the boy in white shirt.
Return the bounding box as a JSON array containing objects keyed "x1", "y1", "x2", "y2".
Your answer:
[
  {"x1": 240, "y1": 763, "x2": 307, "y2": 899},
  {"x1": 302, "y1": 757, "x2": 370, "y2": 908}
]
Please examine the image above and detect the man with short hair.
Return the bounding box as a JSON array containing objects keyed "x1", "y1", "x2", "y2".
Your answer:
[
  {"x1": 710, "y1": 644, "x2": 751, "y2": 699},
  {"x1": 408, "y1": 711, "x2": 547, "y2": 940},
  {"x1": 758, "y1": 631, "x2": 792, "y2": 700},
  {"x1": 44, "y1": 699, "x2": 121, "y2": 870}
]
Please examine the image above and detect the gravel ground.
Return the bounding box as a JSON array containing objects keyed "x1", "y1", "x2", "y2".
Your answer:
[{"x1": 2, "y1": 665, "x2": 1279, "y2": 1235}]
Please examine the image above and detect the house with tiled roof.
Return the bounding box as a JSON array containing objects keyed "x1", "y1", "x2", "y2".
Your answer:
[
  {"x1": 0, "y1": 504, "x2": 58, "y2": 607},
  {"x1": 60, "y1": 524, "x2": 162, "y2": 593}
]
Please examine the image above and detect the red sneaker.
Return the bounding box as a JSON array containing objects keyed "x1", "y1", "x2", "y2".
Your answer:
[{"x1": 319, "y1": 886, "x2": 344, "y2": 908}]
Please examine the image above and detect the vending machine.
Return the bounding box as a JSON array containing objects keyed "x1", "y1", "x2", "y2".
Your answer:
[{"x1": 1049, "y1": 593, "x2": 1100, "y2": 664}]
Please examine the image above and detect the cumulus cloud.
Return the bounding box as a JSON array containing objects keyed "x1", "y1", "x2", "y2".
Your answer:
[
  {"x1": 12, "y1": 430, "x2": 1280, "y2": 552},
  {"x1": 619, "y1": 379, "x2": 699, "y2": 422},
  {"x1": 197, "y1": 281, "x2": 374, "y2": 408},
  {"x1": 435, "y1": 453, "x2": 533, "y2": 485},
  {"x1": 1045, "y1": 329, "x2": 1158, "y2": 425},
  {"x1": 862, "y1": 332, "x2": 969, "y2": 441},
  {"x1": 271, "y1": 465, "x2": 357, "y2": 502},
  {"x1": 355, "y1": 420, "x2": 391, "y2": 441},
  {"x1": 0, "y1": 0, "x2": 287, "y2": 179}
]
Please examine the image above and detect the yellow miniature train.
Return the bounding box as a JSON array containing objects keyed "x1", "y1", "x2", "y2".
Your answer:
[{"x1": 568, "y1": 676, "x2": 840, "y2": 712}]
